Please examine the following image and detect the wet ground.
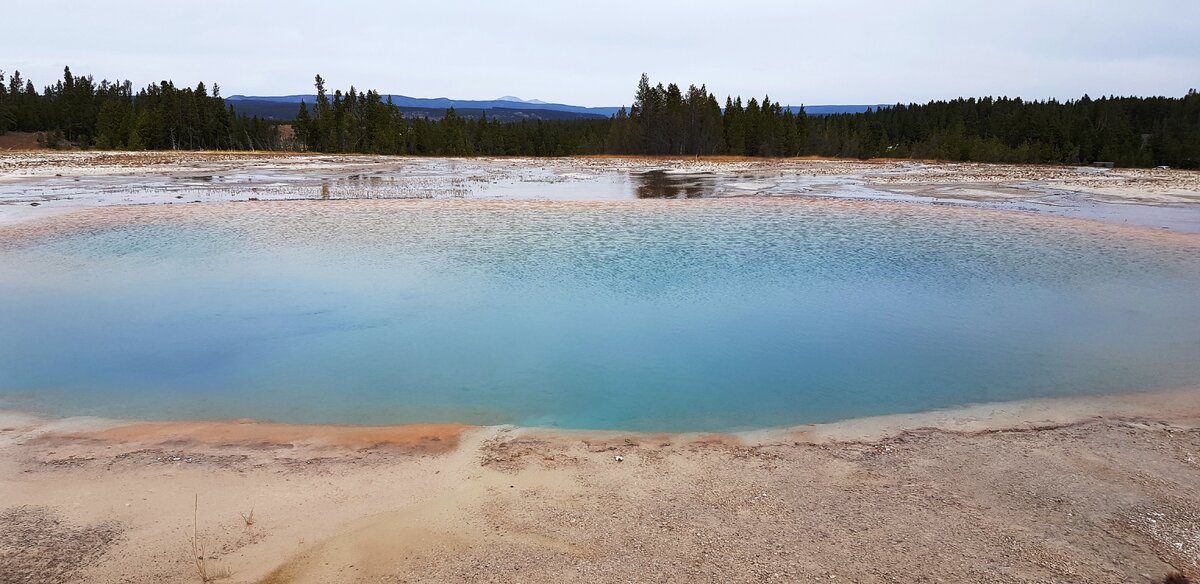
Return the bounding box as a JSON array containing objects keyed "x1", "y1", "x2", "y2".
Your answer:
[{"x1": 2, "y1": 153, "x2": 1199, "y2": 232}]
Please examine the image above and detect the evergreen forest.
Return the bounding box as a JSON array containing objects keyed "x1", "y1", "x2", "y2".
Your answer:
[{"x1": 2, "y1": 68, "x2": 1196, "y2": 168}]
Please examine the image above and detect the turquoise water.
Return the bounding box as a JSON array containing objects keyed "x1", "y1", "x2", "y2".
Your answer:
[{"x1": 1, "y1": 198, "x2": 1198, "y2": 431}]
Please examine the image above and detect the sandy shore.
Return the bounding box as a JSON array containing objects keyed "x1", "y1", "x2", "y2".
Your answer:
[{"x1": 2, "y1": 389, "x2": 1199, "y2": 583}]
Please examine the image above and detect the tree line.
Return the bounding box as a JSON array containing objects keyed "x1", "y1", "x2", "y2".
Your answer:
[
  {"x1": 0, "y1": 67, "x2": 278, "y2": 150},
  {"x1": 292, "y1": 73, "x2": 808, "y2": 158},
  {"x1": 293, "y1": 73, "x2": 1198, "y2": 167},
  {"x1": 291, "y1": 75, "x2": 610, "y2": 156},
  {"x1": 605, "y1": 74, "x2": 808, "y2": 157},
  {"x1": 3, "y1": 67, "x2": 1197, "y2": 168},
  {"x1": 807, "y1": 93, "x2": 1199, "y2": 168}
]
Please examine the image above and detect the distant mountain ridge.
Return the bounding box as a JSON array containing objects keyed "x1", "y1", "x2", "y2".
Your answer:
[
  {"x1": 225, "y1": 94, "x2": 887, "y2": 119},
  {"x1": 226, "y1": 94, "x2": 621, "y2": 118},
  {"x1": 496, "y1": 96, "x2": 550, "y2": 105},
  {"x1": 225, "y1": 101, "x2": 604, "y2": 123},
  {"x1": 792, "y1": 105, "x2": 888, "y2": 115}
]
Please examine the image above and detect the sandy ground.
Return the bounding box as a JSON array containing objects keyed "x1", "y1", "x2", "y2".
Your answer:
[{"x1": 2, "y1": 389, "x2": 1199, "y2": 583}]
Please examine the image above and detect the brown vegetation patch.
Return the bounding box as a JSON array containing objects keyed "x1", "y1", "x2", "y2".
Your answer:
[{"x1": 0, "y1": 132, "x2": 44, "y2": 150}]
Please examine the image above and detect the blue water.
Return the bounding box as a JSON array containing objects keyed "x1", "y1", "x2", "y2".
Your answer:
[{"x1": 1, "y1": 198, "x2": 1198, "y2": 431}]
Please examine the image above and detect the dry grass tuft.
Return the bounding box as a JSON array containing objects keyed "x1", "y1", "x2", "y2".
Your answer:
[
  {"x1": 191, "y1": 495, "x2": 231, "y2": 582},
  {"x1": 239, "y1": 508, "x2": 255, "y2": 528}
]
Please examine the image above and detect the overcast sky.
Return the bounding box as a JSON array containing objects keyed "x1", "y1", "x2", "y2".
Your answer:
[{"x1": 4, "y1": 0, "x2": 1197, "y2": 107}]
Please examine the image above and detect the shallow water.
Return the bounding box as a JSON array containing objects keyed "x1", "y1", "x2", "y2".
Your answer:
[
  {"x1": 6, "y1": 157, "x2": 1200, "y2": 232},
  {"x1": 1, "y1": 198, "x2": 1198, "y2": 431}
]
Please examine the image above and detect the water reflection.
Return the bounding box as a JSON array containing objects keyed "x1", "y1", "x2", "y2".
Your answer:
[{"x1": 634, "y1": 170, "x2": 716, "y2": 199}]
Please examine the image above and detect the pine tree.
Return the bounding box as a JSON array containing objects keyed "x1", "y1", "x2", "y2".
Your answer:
[
  {"x1": 294, "y1": 101, "x2": 312, "y2": 151},
  {"x1": 725, "y1": 97, "x2": 745, "y2": 156},
  {"x1": 0, "y1": 70, "x2": 12, "y2": 134}
]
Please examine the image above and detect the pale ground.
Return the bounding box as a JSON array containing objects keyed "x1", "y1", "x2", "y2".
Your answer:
[
  {"x1": 2, "y1": 390, "x2": 1200, "y2": 583},
  {"x1": 2, "y1": 151, "x2": 1200, "y2": 231},
  {"x1": 2, "y1": 152, "x2": 1200, "y2": 583}
]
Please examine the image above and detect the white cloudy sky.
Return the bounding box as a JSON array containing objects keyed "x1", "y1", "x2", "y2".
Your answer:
[{"x1": 4, "y1": 0, "x2": 1197, "y2": 106}]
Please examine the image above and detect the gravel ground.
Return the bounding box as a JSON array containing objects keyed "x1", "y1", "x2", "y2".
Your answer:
[{"x1": 2, "y1": 391, "x2": 1198, "y2": 583}]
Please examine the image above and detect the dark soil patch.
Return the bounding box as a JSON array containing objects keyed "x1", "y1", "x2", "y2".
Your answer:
[{"x1": 0, "y1": 506, "x2": 122, "y2": 584}]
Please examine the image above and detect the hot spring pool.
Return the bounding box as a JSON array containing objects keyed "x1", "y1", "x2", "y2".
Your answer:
[{"x1": 1, "y1": 198, "x2": 1197, "y2": 431}]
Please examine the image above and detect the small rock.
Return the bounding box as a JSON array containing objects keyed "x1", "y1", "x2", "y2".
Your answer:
[{"x1": 614, "y1": 455, "x2": 624, "y2": 462}]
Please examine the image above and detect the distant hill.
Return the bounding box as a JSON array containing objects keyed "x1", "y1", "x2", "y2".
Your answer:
[
  {"x1": 789, "y1": 105, "x2": 890, "y2": 115},
  {"x1": 226, "y1": 99, "x2": 606, "y2": 122},
  {"x1": 496, "y1": 96, "x2": 550, "y2": 105},
  {"x1": 226, "y1": 94, "x2": 620, "y2": 118},
  {"x1": 225, "y1": 94, "x2": 887, "y2": 121}
]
